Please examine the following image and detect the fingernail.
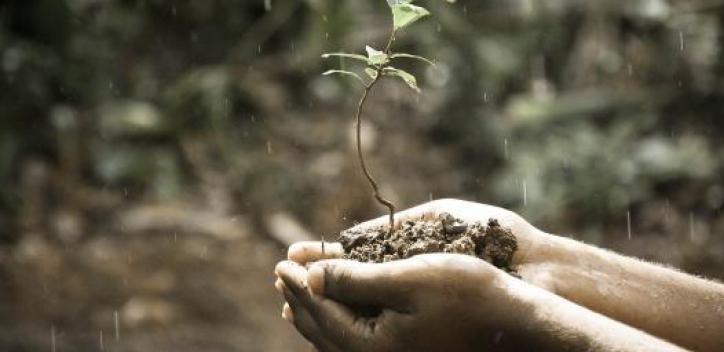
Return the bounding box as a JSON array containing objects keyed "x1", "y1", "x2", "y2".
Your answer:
[
  {"x1": 274, "y1": 261, "x2": 287, "y2": 277},
  {"x1": 274, "y1": 278, "x2": 285, "y2": 293},
  {"x1": 307, "y1": 264, "x2": 325, "y2": 295},
  {"x1": 282, "y1": 303, "x2": 293, "y2": 322}
]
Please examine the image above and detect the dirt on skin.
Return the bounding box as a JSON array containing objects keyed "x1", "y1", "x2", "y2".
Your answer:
[{"x1": 338, "y1": 213, "x2": 518, "y2": 271}]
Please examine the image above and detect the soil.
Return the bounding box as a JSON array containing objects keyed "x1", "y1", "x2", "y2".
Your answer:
[{"x1": 338, "y1": 213, "x2": 518, "y2": 272}]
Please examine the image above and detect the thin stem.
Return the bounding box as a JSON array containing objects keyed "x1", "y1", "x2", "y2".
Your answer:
[
  {"x1": 355, "y1": 77, "x2": 396, "y2": 235},
  {"x1": 354, "y1": 28, "x2": 398, "y2": 235}
]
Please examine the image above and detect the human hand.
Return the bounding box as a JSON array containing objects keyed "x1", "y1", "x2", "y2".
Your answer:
[{"x1": 274, "y1": 253, "x2": 538, "y2": 352}]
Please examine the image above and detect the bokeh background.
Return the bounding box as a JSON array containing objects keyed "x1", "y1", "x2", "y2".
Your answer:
[{"x1": 1, "y1": 0, "x2": 723, "y2": 350}]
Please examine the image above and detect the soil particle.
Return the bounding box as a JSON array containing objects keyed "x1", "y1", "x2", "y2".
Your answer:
[{"x1": 339, "y1": 213, "x2": 518, "y2": 272}]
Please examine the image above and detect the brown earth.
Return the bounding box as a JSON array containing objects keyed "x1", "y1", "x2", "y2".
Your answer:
[{"x1": 339, "y1": 213, "x2": 518, "y2": 272}]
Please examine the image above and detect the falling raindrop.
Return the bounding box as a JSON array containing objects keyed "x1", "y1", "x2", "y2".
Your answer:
[
  {"x1": 266, "y1": 141, "x2": 273, "y2": 154},
  {"x1": 504, "y1": 139, "x2": 509, "y2": 160},
  {"x1": 626, "y1": 210, "x2": 632, "y2": 240},
  {"x1": 493, "y1": 331, "x2": 503, "y2": 344},
  {"x1": 201, "y1": 245, "x2": 208, "y2": 260},
  {"x1": 114, "y1": 310, "x2": 120, "y2": 341},
  {"x1": 679, "y1": 30, "x2": 685, "y2": 52},
  {"x1": 522, "y1": 181, "x2": 527, "y2": 206},
  {"x1": 627, "y1": 63, "x2": 633, "y2": 77},
  {"x1": 483, "y1": 91, "x2": 488, "y2": 103},
  {"x1": 100, "y1": 329, "x2": 105, "y2": 351},
  {"x1": 264, "y1": 0, "x2": 272, "y2": 11},
  {"x1": 429, "y1": 192, "x2": 433, "y2": 201},
  {"x1": 171, "y1": 6, "x2": 177, "y2": 16},
  {"x1": 51, "y1": 325, "x2": 56, "y2": 352}
]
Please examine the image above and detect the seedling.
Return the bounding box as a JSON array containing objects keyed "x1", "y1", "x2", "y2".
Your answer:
[{"x1": 322, "y1": 0, "x2": 453, "y2": 234}]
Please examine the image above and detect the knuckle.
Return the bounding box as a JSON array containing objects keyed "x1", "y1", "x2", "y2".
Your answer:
[{"x1": 330, "y1": 265, "x2": 354, "y2": 291}]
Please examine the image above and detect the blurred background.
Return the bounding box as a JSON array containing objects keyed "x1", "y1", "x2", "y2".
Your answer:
[{"x1": 1, "y1": 0, "x2": 723, "y2": 350}]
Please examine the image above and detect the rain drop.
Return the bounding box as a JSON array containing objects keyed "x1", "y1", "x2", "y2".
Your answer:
[
  {"x1": 264, "y1": 0, "x2": 272, "y2": 11},
  {"x1": 114, "y1": 310, "x2": 120, "y2": 341},
  {"x1": 626, "y1": 210, "x2": 632, "y2": 240},
  {"x1": 51, "y1": 325, "x2": 56, "y2": 352},
  {"x1": 504, "y1": 139, "x2": 509, "y2": 160},
  {"x1": 99, "y1": 329, "x2": 105, "y2": 351}
]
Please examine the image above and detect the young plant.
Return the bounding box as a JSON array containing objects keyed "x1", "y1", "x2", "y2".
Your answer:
[{"x1": 322, "y1": 0, "x2": 451, "y2": 234}]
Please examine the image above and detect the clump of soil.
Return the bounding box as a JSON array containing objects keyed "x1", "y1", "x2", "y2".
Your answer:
[{"x1": 338, "y1": 213, "x2": 518, "y2": 272}]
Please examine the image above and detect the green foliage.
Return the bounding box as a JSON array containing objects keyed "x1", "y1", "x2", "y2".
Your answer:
[
  {"x1": 320, "y1": 53, "x2": 369, "y2": 63},
  {"x1": 382, "y1": 67, "x2": 420, "y2": 92},
  {"x1": 391, "y1": 3, "x2": 430, "y2": 30},
  {"x1": 322, "y1": 70, "x2": 366, "y2": 85},
  {"x1": 390, "y1": 53, "x2": 436, "y2": 66},
  {"x1": 321, "y1": 0, "x2": 440, "y2": 93},
  {"x1": 365, "y1": 46, "x2": 390, "y2": 66},
  {"x1": 2, "y1": 0, "x2": 724, "y2": 247}
]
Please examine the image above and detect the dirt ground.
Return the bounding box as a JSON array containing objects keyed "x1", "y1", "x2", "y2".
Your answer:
[{"x1": 0, "y1": 203, "x2": 307, "y2": 352}]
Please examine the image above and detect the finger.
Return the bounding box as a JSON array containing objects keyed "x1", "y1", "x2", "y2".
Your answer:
[
  {"x1": 289, "y1": 299, "x2": 341, "y2": 352},
  {"x1": 308, "y1": 259, "x2": 416, "y2": 309},
  {"x1": 276, "y1": 260, "x2": 310, "y2": 297},
  {"x1": 282, "y1": 282, "x2": 342, "y2": 352},
  {"x1": 288, "y1": 241, "x2": 344, "y2": 265},
  {"x1": 304, "y1": 292, "x2": 371, "y2": 351}
]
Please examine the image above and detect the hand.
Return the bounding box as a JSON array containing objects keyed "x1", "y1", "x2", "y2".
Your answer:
[
  {"x1": 289, "y1": 199, "x2": 549, "y2": 268},
  {"x1": 274, "y1": 254, "x2": 538, "y2": 352}
]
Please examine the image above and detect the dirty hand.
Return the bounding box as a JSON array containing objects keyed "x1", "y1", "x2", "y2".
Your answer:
[
  {"x1": 274, "y1": 254, "x2": 537, "y2": 352},
  {"x1": 288, "y1": 199, "x2": 547, "y2": 267}
]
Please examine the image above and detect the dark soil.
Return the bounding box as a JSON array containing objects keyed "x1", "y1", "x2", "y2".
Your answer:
[{"x1": 338, "y1": 213, "x2": 518, "y2": 272}]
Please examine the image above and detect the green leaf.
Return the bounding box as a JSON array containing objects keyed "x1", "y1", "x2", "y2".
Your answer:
[
  {"x1": 391, "y1": 3, "x2": 430, "y2": 30},
  {"x1": 386, "y1": 0, "x2": 413, "y2": 6},
  {"x1": 321, "y1": 53, "x2": 369, "y2": 63},
  {"x1": 322, "y1": 70, "x2": 366, "y2": 85},
  {"x1": 382, "y1": 67, "x2": 420, "y2": 93},
  {"x1": 390, "y1": 53, "x2": 436, "y2": 66},
  {"x1": 365, "y1": 68, "x2": 379, "y2": 80},
  {"x1": 365, "y1": 46, "x2": 389, "y2": 66}
]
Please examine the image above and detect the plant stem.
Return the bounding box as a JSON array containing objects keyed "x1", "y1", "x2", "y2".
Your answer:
[{"x1": 354, "y1": 29, "x2": 398, "y2": 235}]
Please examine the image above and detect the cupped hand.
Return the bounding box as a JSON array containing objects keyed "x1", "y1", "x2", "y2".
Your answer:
[{"x1": 275, "y1": 253, "x2": 535, "y2": 352}]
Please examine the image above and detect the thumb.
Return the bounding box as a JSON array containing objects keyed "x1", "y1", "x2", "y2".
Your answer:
[{"x1": 308, "y1": 259, "x2": 416, "y2": 311}]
